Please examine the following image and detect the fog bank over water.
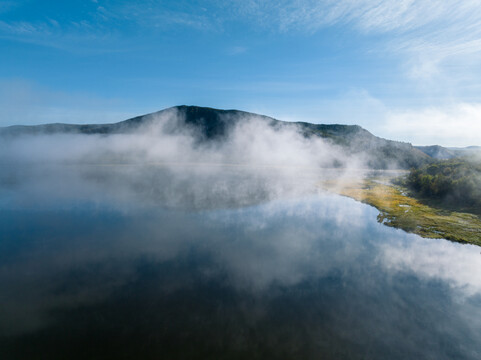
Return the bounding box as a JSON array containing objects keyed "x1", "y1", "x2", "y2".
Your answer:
[
  {"x1": 1, "y1": 108, "x2": 372, "y2": 210},
  {"x1": 1, "y1": 108, "x2": 365, "y2": 167},
  {"x1": 1, "y1": 109, "x2": 481, "y2": 359}
]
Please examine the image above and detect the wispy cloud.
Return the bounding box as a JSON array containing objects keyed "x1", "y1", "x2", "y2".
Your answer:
[
  {"x1": 234, "y1": 0, "x2": 481, "y2": 37},
  {"x1": 0, "y1": 17, "x2": 113, "y2": 52},
  {"x1": 226, "y1": 45, "x2": 247, "y2": 55},
  {"x1": 0, "y1": 1, "x2": 215, "y2": 51},
  {"x1": 97, "y1": 2, "x2": 215, "y2": 31},
  {"x1": 4, "y1": 0, "x2": 481, "y2": 70},
  {"x1": 0, "y1": 20, "x2": 54, "y2": 36},
  {"x1": 229, "y1": 0, "x2": 481, "y2": 77}
]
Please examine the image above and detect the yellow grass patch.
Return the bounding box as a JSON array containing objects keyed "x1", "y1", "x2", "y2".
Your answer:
[{"x1": 322, "y1": 178, "x2": 481, "y2": 246}]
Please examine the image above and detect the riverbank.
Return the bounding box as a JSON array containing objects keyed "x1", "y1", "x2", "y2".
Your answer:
[{"x1": 322, "y1": 178, "x2": 481, "y2": 246}]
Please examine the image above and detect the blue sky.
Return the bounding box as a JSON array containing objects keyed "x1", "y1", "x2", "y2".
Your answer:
[{"x1": 1, "y1": 0, "x2": 481, "y2": 146}]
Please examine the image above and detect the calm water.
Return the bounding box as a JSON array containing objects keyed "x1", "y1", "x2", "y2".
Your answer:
[{"x1": 1, "y1": 165, "x2": 480, "y2": 359}]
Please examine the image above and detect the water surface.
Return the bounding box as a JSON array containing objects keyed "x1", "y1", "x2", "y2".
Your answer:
[{"x1": 1, "y1": 165, "x2": 480, "y2": 359}]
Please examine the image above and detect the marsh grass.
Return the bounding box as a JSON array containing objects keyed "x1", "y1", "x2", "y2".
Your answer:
[{"x1": 323, "y1": 178, "x2": 481, "y2": 247}]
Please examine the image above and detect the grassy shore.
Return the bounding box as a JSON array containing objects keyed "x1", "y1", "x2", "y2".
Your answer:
[{"x1": 323, "y1": 178, "x2": 481, "y2": 247}]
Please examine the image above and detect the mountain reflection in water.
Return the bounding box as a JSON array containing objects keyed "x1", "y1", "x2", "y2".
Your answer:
[{"x1": 0, "y1": 165, "x2": 480, "y2": 360}]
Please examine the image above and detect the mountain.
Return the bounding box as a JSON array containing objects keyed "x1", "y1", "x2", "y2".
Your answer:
[
  {"x1": 416, "y1": 145, "x2": 481, "y2": 160},
  {"x1": 0, "y1": 105, "x2": 432, "y2": 169},
  {"x1": 414, "y1": 145, "x2": 458, "y2": 160}
]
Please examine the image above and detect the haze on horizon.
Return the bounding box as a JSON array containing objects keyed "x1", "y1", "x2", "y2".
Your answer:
[{"x1": 2, "y1": 0, "x2": 481, "y2": 147}]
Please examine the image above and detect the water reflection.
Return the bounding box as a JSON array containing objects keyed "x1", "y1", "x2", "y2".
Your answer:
[{"x1": 0, "y1": 165, "x2": 480, "y2": 359}]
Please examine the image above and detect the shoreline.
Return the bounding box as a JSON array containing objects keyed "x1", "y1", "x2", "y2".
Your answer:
[{"x1": 322, "y1": 177, "x2": 481, "y2": 247}]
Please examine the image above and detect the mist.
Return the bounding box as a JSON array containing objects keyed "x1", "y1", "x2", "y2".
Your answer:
[
  {"x1": 1, "y1": 108, "x2": 372, "y2": 210},
  {"x1": 1, "y1": 108, "x2": 481, "y2": 359},
  {"x1": 1, "y1": 107, "x2": 367, "y2": 166}
]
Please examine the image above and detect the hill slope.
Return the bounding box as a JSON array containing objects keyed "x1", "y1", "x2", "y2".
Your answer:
[{"x1": 0, "y1": 105, "x2": 432, "y2": 169}]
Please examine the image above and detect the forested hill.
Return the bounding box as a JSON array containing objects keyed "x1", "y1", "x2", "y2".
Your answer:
[
  {"x1": 0, "y1": 105, "x2": 432, "y2": 169},
  {"x1": 402, "y1": 159, "x2": 481, "y2": 214}
]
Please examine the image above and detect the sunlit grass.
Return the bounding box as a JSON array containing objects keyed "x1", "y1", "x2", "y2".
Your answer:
[{"x1": 323, "y1": 178, "x2": 481, "y2": 246}]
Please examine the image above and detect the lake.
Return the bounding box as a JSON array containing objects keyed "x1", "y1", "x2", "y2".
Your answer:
[{"x1": 1, "y1": 165, "x2": 480, "y2": 359}]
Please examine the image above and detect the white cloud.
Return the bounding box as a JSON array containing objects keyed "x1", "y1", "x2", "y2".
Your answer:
[
  {"x1": 268, "y1": 90, "x2": 481, "y2": 147},
  {"x1": 382, "y1": 103, "x2": 481, "y2": 147}
]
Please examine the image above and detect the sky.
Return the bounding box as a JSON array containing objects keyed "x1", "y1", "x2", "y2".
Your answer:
[{"x1": 1, "y1": 0, "x2": 481, "y2": 146}]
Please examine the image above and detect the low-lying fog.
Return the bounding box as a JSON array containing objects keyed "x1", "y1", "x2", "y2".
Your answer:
[{"x1": 1, "y1": 109, "x2": 480, "y2": 359}]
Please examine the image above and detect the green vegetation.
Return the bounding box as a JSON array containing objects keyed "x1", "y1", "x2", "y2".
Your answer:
[
  {"x1": 401, "y1": 159, "x2": 481, "y2": 214},
  {"x1": 323, "y1": 178, "x2": 481, "y2": 246}
]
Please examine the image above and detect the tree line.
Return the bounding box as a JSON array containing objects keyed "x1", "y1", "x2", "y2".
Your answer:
[{"x1": 403, "y1": 159, "x2": 481, "y2": 211}]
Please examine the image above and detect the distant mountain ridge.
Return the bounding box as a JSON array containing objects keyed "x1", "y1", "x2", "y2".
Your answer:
[
  {"x1": 1, "y1": 105, "x2": 433, "y2": 169},
  {"x1": 415, "y1": 145, "x2": 481, "y2": 160},
  {"x1": 414, "y1": 145, "x2": 458, "y2": 160}
]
